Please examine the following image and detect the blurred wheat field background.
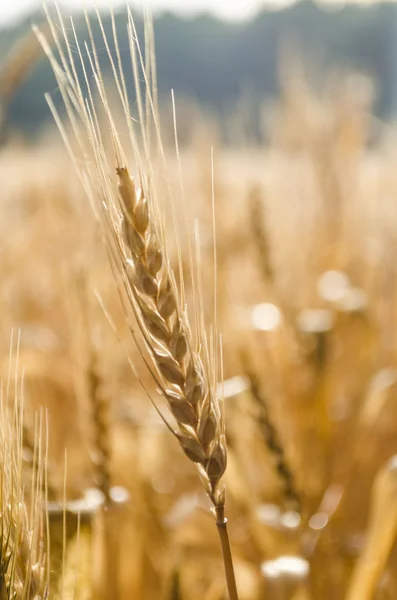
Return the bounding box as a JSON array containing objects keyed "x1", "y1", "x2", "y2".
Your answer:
[{"x1": 2, "y1": 3, "x2": 397, "y2": 600}]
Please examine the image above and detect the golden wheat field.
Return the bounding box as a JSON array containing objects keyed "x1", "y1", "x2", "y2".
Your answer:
[{"x1": 2, "y1": 6, "x2": 397, "y2": 600}]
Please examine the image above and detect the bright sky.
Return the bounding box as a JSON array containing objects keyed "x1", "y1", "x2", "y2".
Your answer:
[
  {"x1": 0, "y1": 0, "x2": 387, "y2": 27},
  {"x1": 0, "y1": 0, "x2": 296, "y2": 26}
]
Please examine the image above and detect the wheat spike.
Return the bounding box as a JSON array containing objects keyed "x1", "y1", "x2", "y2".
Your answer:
[
  {"x1": 86, "y1": 354, "x2": 111, "y2": 503},
  {"x1": 249, "y1": 185, "x2": 274, "y2": 284},
  {"x1": 244, "y1": 363, "x2": 300, "y2": 513},
  {"x1": 117, "y1": 167, "x2": 227, "y2": 505},
  {"x1": 36, "y1": 9, "x2": 235, "y2": 597},
  {"x1": 0, "y1": 398, "x2": 47, "y2": 600}
]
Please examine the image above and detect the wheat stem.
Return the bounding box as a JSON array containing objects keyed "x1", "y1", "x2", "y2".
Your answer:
[
  {"x1": 214, "y1": 504, "x2": 239, "y2": 600},
  {"x1": 37, "y1": 12, "x2": 238, "y2": 597}
]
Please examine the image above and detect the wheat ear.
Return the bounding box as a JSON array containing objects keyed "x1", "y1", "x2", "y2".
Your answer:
[
  {"x1": 118, "y1": 168, "x2": 239, "y2": 596},
  {"x1": 0, "y1": 398, "x2": 47, "y2": 600},
  {"x1": 117, "y1": 167, "x2": 227, "y2": 501},
  {"x1": 86, "y1": 355, "x2": 111, "y2": 503},
  {"x1": 244, "y1": 363, "x2": 300, "y2": 513},
  {"x1": 35, "y1": 9, "x2": 237, "y2": 598},
  {"x1": 85, "y1": 353, "x2": 124, "y2": 600}
]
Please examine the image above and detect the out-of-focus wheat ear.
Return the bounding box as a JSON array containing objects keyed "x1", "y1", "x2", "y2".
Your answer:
[
  {"x1": 74, "y1": 276, "x2": 123, "y2": 600},
  {"x1": 243, "y1": 359, "x2": 301, "y2": 513},
  {"x1": 86, "y1": 355, "x2": 124, "y2": 600},
  {"x1": 346, "y1": 456, "x2": 397, "y2": 600},
  {"x1": 248, "y1": 185, "x2": 274, "y2": 284},
  {"x1": 0, "y1": 378, "x2": 48, "y2": 600},
  {"x1": 248, "y1": 186, "x2": 302, "y2": 341},
  {"x1": 86, "y1": 355, "x2": 111, "y2": 503},
  {"x1": 69, "y1": 268, "x2": 112, "y2": 504},
  {"x1": 166, "y1": 564, "x2": 182, "y2": 600}
]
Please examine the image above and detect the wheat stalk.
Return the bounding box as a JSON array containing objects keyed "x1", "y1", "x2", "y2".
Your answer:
[
  {"x1": 346, "y1": 455, "x2": 397, "y2": 600},
  {"x1": 117, "y1": 164, "x2": 236, "y2": 596},
  {"x1": 35, "y1": 7, "x2": 237, "y2": 598}
]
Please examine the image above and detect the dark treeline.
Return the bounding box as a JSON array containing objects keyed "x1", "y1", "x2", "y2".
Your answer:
[{"x1": 0, "y1": 0, "x2": 396, "y2": 135}]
